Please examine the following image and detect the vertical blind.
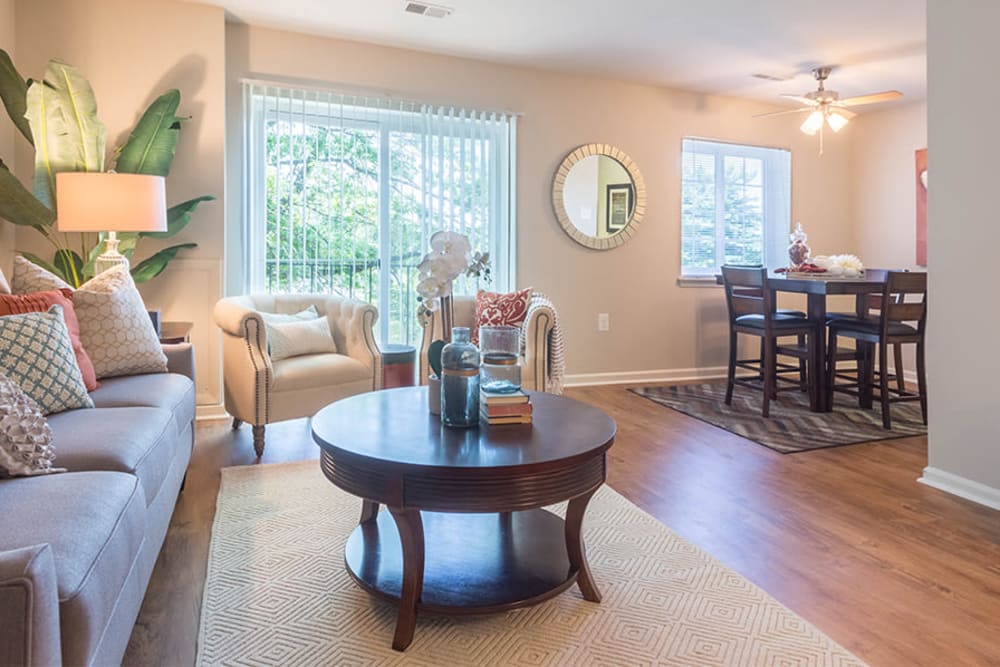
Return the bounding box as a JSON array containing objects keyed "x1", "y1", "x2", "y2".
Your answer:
[
  {"x1": 243, "y1": 82, "x2": 516, "y2": 345},
  {"x1": 680, "y1": 138, "x2": 791, "y2": 276}
]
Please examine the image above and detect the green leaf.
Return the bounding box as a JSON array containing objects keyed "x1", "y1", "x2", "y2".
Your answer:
[
  {"x1": 141, "y1": 195, "x2": 215, "y2": 239},
  {"x1": 428, "y1": 339, "x2": 445, "y2": 377},
  {"x1": 0, "y1": 49, "x2": 32, "y2": 145},
  {"x1": 115, "y1": 90, "x2": 182, "y2": 176},
  {"x1": 0, "y1": 159, "x2": 56, "y2": 231},
  {"x1": 53, "y1": 249, "x2": 84, "y2": 288},
  {"x1": 130, "y1": 242, "x2": 196, "y2": 283},
  {"x1": 19, "y1": 251, "x2": 67, "y2": 283},
  {"x1": 25, "y1": 61, "x2": 106, "y2": 208}
]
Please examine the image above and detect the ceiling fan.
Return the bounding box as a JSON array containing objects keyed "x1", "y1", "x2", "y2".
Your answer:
[{"x1": 756, "y1": 66, "x2": 903, "y2": 153}]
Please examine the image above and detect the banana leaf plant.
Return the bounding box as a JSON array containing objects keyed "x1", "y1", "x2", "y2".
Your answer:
[{"x1": 0, "y1": 49, "x2": 213, "y2": 286}]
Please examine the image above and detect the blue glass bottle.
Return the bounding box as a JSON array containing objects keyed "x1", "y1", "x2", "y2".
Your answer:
[{"x1": 441, "y1": 327, "x2": 480, "y2": 428}]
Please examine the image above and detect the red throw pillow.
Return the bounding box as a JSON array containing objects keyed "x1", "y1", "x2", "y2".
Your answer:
[
  {"x1": 0, "y1": 289, "x2": 99, "y2": 391},
  {"x1": 472, "y1": 288, "x2": 532, "y2": 345}
]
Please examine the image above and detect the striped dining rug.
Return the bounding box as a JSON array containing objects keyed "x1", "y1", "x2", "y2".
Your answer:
[
  {"x1": 196, "y1": 461, "x2": 864, "y2": 666},
  {"x1": 630, "y1": 382, "x2": 927, "y2": 454}
]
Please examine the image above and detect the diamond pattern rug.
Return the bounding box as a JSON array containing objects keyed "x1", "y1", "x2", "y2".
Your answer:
[
  {"x1": 630, "y1": 382, "x2": 927, "y2": 454},
  {"x1": 197, "y1": 461, "x2": 864, "y2": 666}
]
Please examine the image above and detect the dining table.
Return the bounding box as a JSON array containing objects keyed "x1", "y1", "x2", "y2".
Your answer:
[{"x1": 768, "y1": 273, "x2": 887, "y2": 412}]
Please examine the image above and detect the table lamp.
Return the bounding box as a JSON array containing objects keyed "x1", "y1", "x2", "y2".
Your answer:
[{"x1": 56, "y1": 172, "x2": 167, "y2": 275}]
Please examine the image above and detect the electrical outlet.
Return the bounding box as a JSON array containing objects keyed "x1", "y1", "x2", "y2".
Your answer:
[{"x1": 598, "y1": 313, "x2": 610, "y2": 331}]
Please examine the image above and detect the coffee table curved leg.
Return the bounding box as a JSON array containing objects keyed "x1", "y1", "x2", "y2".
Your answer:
[
  {"x1": 359, "y1": 499, "x2": 379, "y2": 524},
  {"x1": 388, "y1": 506, "x2": 425, "y2": 651},
  {"x1": 565, "y1": 486, "x2": 601, "y2": 602}
]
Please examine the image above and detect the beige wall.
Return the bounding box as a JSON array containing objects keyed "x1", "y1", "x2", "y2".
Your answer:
[
  {"x1": 851, "y1": 102, "x2": 927, "y2": 269},
  {"x1": 228, "y1": 23, "x2": 856, "y2": 380},
  {"x1": 11, "y1": 0, "x2": 226, "y2": 406},
  {"x1": 923, "y1": 0, "x2": 1000, "y2": 505},
  {"x1": 0, "y1": 0, "x2": 15, "y2": 277}
]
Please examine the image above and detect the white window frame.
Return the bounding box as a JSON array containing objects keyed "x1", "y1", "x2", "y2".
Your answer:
[
  {"x1": 242, "y1": 83, "x2": 517, "y2": 343},
  {"x1": 679, "y1": 138, "x2": 791, "y2": 282}
]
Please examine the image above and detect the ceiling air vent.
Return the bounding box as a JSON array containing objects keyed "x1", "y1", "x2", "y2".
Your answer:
[{"x1": 404, "y1": 1, "x2": 453, "y2": 18}]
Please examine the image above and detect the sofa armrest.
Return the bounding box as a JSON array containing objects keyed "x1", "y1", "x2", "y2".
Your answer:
[
  {"x1": 162, "y1": 343, "x2": 195, "y2": 383},
  {"x1": 0, "y1": 544, "x2": 62, "y2": 667},
  {"x1": 326, "y1": 297, "x2": 383, "y2": 390},
  {"x1": 522, "y1": 299, "x2": 556, "y2": 392}
]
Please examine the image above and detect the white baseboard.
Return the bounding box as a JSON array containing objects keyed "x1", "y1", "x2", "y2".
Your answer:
[
  {"x1": 918, "y1": 467, "x2": 1000, "y2": 511},
  {"x1": 196, "y1": 403, "x2": 230, "y2": 422},
  {"x1": 564, "y1": 366, "x2": 730, "y2": 388}
]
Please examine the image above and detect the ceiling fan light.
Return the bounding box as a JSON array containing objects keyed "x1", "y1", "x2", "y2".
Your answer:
[
  {"x1": 827, "y1": 110, "x2": 850, "y2": 133},
  {"x1": 800, "y1": 111, "x2": 824, "y2": 136}
]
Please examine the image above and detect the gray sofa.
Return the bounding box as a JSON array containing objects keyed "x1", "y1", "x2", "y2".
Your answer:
[{"x1": 0, "y1": 344, "x2": 196, "y2": 666}]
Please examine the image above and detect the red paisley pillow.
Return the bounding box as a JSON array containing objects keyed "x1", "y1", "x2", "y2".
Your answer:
[{"x1": 472, "y1": 288, "x2": 532, "y2": 345}]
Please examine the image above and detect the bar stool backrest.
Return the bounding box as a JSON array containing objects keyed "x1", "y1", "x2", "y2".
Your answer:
[{"x1": 721, "y1": 266, "x2": 774, "y2": 321}]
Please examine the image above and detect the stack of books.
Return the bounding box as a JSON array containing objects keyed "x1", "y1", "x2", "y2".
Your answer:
[{"x1": 480, "y1": 390, "x2": 532, "y2": 425}]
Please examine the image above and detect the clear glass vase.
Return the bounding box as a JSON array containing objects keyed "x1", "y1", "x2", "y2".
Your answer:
[
  {"x1": 479, "y1": 325, "x2": 521, "y2": 394},
  {"x1": 441, "y1": 327, "x2": 480, "y2": 428}
]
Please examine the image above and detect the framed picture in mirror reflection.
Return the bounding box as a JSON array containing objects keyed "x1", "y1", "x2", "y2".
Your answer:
[{"x1": 606, "y1": 183, "x2": 634, "y2": 234}]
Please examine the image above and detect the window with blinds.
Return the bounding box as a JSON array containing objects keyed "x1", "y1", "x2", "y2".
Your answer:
[
  {"x1": 680, "y1": 139, "x2": 791, "y2": 276},
  {"x1": 243, "y1": 83, "x2": 516, "y2": 345}
]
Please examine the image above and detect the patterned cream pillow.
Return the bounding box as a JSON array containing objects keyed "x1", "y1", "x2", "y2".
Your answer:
[
  {"x1": 267, "y1": 316, "x2": 338, "y2": 362},
  {"x1": 0, "y1": 372, "x2": 63, "y2": 477},
  {"x1": 11, "y1": 255, "x2": 71, "y2": 293},
  {"x1": 72, "y1": 265, "x2": 168, "y2": 378}
]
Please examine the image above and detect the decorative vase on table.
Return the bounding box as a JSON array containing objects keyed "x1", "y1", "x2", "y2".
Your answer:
[
  {"x1": 479, "y1": 325, "x2": 521, "y2": 394},
  {"x1": 441, "y1": 327, "x2": 480, "y2": 428},
  {"x1": 788, "y1": 222, "x2": 811, "y2": 268}
]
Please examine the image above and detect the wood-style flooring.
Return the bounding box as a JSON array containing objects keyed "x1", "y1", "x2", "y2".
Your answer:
[{"x1": 123, "y1": 384, "x2": 1000, "y2": 667}]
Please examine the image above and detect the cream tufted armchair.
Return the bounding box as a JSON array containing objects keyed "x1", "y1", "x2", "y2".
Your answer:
[
  {"x1": 419, "y1": 293, "x2": 561, "y2": 393},
  {"x1": 214, "y1": 294, "x2": 382, "y2": 457}
]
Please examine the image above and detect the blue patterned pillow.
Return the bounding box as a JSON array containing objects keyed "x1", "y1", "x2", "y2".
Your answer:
[{"x1": 0, "y1": 305, "x2": 94, "y2": 415}]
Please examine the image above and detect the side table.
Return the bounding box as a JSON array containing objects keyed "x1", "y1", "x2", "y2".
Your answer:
[
  {"x1": 159, "y1": 321, "x2": 193, "y2": 345},
  {"x1": 381, "y1": 343, "x2": 416, "y2": 388}
]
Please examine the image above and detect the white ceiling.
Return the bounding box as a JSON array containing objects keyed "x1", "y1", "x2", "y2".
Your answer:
[{"x1": 203, "y1": 0, "x2": 927, "y2": 108}]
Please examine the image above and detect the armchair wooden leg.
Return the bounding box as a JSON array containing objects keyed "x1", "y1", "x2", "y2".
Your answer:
[
  {"x1": 252, "y1": 425, "x2": 265, "y2": 458},
  {"x1": 232, "y1": 417, "x2": 243, "y2": 430}
]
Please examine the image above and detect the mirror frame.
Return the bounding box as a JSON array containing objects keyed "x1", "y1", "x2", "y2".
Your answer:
[{"x1": 551, "y1": 143, "x2": 647, "y2": 250}]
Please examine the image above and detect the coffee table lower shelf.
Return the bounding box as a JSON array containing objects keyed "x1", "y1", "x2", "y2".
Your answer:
[{"x1": 345, "y1": 509, "x2": 578, "y2": 614}]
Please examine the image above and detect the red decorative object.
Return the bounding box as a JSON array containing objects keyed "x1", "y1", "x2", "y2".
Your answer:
[
  {"x1": 472, "y1": 288, "x2": 531, "y2": 345},
  {"x1": 0, "y1": 289, "x2": 99, "y2": 390},
  {"x1": 916, "y1": 148, "x2": 928, "y2": 267}
]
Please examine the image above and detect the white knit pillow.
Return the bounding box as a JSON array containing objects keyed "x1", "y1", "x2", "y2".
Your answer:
[
  {"x1": 267, "y1": 316, "x2": 337, "y2": 362},
  {"x1": 72, "y1": 266, "x2": 168, "y2": 378},
  {"x1": 0, "y1": 265, "x2": 10, "y2": 294}
]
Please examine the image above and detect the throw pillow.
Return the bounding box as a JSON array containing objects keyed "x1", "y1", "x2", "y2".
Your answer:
[
  {"x1": 11, "y1": 255, "x2": 71, "y2": 294},
  {"x1": 0, "y1": 372, "x2": 63, "y2": 477},
  {"x1": 0, "y1": 265, "x2": 10, "y2": 294},
  {"x1": 472, "y1": 288, "x2": 532, "y2": 345},
  {"x1": 260, "y1": 305, "x2": 320, "y2": 326},
  {"x1": 267, "y1": 316, "x2": 338, "y2": 362},
  {"x1": 0, "y1": 306, "x2": 94, "y2": 415},
  {"x1": 0, "y1": 290, "x2": 99, "y2": 391},
  {"x1": 71, "y1": 265, "x2": 168, "y2": 378}
]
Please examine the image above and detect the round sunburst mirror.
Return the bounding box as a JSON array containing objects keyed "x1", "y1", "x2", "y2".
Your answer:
[{"x1": 551, "y1": 144, "x2": 646, "y2": 250}]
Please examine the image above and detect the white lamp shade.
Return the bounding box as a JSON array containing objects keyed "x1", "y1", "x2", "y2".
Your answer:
[
  {"x1": 826, "y1": 110, "x2": 850, "y2": 133},
  {"x1": 799, "y1": 110, "x2": 824, "y2": 136},
  {"x1": 56, "y1": 172, "x2": 167, "y2": 233}
]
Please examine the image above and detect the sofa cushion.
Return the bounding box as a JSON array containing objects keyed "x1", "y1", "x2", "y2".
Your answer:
[
  {"x1": 0, "y1": 471, "x2": 145, "y2": 667},
  {"x1": 46, "y1": 407, "x2": 176, "y2": 506},
  {"x1": 89, "y1": 372, "x2": 196, "y2": 435},
  {"x1": 272, "y1": 353, "x2": 371, "y2": 392}
]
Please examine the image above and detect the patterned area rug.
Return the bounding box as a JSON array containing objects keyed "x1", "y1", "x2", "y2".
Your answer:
[
  {"x1": 197, "y1": 461, "x2": 864, "y2": 666},
  {"x1": 630, "y1": 382, "x2": 927, "y2": 454}
]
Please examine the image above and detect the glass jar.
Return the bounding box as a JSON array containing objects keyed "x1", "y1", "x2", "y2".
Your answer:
[
  {"x1": 788, "y1": 222, "x2": 811, "y2": 268},
  {"x1": 441, "y1": 327, "x2": 480, "y2": 428},
  {"x1": 479, "y1": 325, "x2": 521, "y2": 394}
]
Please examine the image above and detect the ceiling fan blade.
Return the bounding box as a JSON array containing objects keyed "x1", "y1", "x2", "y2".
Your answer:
[
  {"x1": 838, "y1": 91, "x2": 904, "y2": 106},
  {"x1": 829, "y1": 107, "x2": 858, "y2": 119},
  {"x1": 779, "y1": 94, "x2": 818, "y2": 106},
  {"x1": 754, "y1": 107, "x2": 812, "y2": 118}
]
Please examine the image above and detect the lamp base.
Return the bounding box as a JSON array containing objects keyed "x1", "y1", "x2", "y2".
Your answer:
[{"x1": 94, "y1": 231, "x2": 129, "y2": 276}]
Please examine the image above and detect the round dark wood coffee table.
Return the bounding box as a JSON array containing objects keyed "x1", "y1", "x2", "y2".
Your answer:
[{"x1": 312, "y1": 386, "x2": 616, "y2": 651}]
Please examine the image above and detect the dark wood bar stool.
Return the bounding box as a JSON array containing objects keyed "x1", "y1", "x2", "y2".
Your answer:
[
  {"x1": 721, "y1": 266, "x2": 817, "y2": 418},
  {"x1": 827, "y1": 271, "x2": 927, "y2": 428}
]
